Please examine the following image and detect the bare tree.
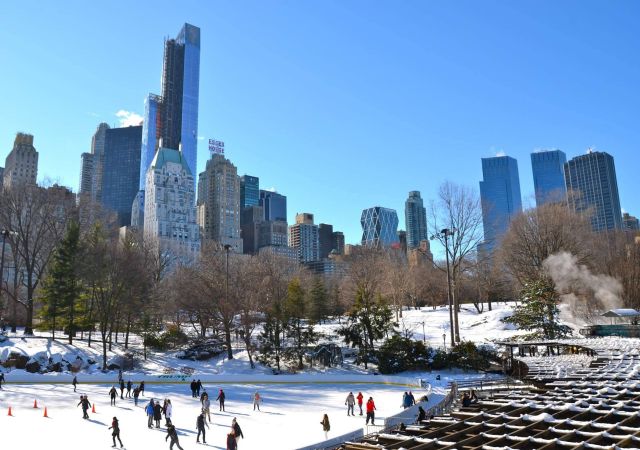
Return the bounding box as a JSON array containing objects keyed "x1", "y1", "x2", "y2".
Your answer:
[
  {"x1": 498, "y1": 202, "x2": 594, "y2": 285},
  {"x1": 0, "y1": 183, "x2": 76, "y2": 334},
  {"x1": 429, "y1": 181, "x2": 484, "y2": 343}
]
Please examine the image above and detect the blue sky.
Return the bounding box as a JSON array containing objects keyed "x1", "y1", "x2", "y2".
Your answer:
[{"x1": 1, "y1": 1, "x2": 638, "y2": 245}]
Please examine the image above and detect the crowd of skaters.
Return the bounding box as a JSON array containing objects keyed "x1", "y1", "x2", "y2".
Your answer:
[{"x1": 67, "y1": 374, "x2": 250, "y2": 449}]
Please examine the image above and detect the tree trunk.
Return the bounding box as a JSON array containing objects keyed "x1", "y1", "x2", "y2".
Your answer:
[{"x1": 225, "y1": 323, "x2": 233, "y2": 360}]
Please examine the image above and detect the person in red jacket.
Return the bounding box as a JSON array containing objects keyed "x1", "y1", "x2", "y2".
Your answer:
[
  {"x1": 356, "y1": 392, "x2": 364, "y2": 416},
  {"x1": 366, "y1": 397, "x2": 376, "y2": 425}
]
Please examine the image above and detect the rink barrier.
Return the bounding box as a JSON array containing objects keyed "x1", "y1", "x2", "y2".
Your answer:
[
  {"x1": 296, "y1": 429, "x2": 365, "y2": 450},
  {"x1": 0, "y1": 373, "x2": 427, "y2": 387}
]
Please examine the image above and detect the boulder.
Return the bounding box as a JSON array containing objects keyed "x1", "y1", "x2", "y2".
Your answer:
[{"x1": 25, "y1": 360, "x2": 41, "y2": 373}]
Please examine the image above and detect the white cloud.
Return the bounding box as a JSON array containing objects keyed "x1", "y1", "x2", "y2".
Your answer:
[
  {"x1": 495, "y1": 150, "x2": 506, "y2": 157},
  {"x1": 265, "y1": 186, "x2": 277, "y2": 192},
  {"x1": 115, "y1": 110, "x2": 143, "y2": 127},
  {"x1": 622, "y1": 208, "x2": 627, "y2": 214},
  {"x1": 197, "y1": 135, "x2": 205, "y2": 141}
]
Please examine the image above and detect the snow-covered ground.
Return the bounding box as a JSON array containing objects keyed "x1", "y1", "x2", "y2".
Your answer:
[
  {"x1": 0, "y1": 379, "x2": 441, "y2": 450},
  {"x1": 0, "y1": 302, "x2": 558, "y2": 449}
]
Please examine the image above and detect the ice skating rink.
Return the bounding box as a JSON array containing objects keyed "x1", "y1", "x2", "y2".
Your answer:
[{"x1": 0, "y1": 381, "x2": 433, "y2": 449}]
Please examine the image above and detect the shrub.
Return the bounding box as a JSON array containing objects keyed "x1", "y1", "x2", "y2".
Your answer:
[{"x1": 377, "y1": 335, "x2": 429, "y2": 374}]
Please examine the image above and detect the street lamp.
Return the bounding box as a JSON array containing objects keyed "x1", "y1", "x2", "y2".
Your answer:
[
  {"x1": 431, "y1": 228, "x2": 456, "y2": 346},
  {"x1": 442, "y1": 333, "x2": 446, "y2": 351},
  {"x1": 223, "y1": 244, "x2": 232, "y2": 358},
  {"x1": 421, "y1": 321, "x2": 426, "y2": 344}
]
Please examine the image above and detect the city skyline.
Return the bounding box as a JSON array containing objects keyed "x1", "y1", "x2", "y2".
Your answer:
[{"x1": 1, "y1": 1, "x2": 639, "y2": 245}]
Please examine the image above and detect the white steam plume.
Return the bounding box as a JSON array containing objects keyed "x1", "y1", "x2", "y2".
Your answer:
[{"x1": 543, "y1": 251, "x2": 623, "y2": 311}]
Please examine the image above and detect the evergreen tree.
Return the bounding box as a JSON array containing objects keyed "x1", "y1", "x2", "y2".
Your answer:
[
  {"x1": 284, "y1": 278, "x2": 317, "y2": 369},
  {"x1": 308, "y1": 277, "x2": 329, "y2": 324},
  {"x1": 338, "y1": 288, "x2": 395, "y2": 369},
  {"x1": 258, "y1": 301, "x2": 287, "y2": 371},
  {"x1": 502, "y1": 277, "x2": 572, "y2": 340},
  {"x1": 39, "y1": 221, "x2": 82, "y2": 342}
]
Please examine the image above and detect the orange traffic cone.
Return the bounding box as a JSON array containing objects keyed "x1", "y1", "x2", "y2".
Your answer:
[
  {"x1": 43, "y1": 407, "x2": 48, "y2": 418},
  {"x1": 92, "y1": 403, "x2": 96, "y2": 413},
  {"x1": 33, "y1": 399, "x2": 38, "y2": 408},
  {"x1": 7, "y1": 406, "x2": 12, "y2": 416}
]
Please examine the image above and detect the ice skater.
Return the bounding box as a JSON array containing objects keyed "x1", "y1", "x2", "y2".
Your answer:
[
  {"x1": 0, "y1": 372, "x2": 4, "y2": 390},
  {"x1": 126, "y1": 380, "x2": 132, "y2": 398},
  {"x1": 232, "y1": 417, "x2": 244, "y2": 448},
  {"x1": 119, "y1": 379, "x2": 125, "y2": 399},
  {"x1": 164, "y1": 399, "x2": 173, "y2": 426},
  {"x1": 345, "y1": 392, "x2": 355, "y2": 416},
  {"x1": 166, "y1": 424, "x2": 184, "y2": 450},
  {"x1": 357, "y1": 392, "x2": 364, "y2": 415},
  {"x1": 226, "y1": 430, "x2": 237, "y2": 450},
  {"x1": 72, "y1": 375, "x2": 77, "y2": 392},
  {"x1": 146, "y1": 399, "x2": 155, "y2": 428},
  {"x1": 252, "y1": 391, "x2": 261, "y2": 411},
  {"x1": 108, "y1": 416, "x2": 124, "y2": 448},
  {"x1": 139, "y1": 381, "x2": 145, "y2": 396},
  {"x1": 366, "y1": 397, "x2": 376, "y2": 425},
  {"x1": 320, "y1": 413, "x2": 330, "y2": 440},
  {"x1": 202, "y1": 394, "x2": 211, "y2": 422},
  {"x1": 217, "y1": 388, "x2": 226, "y2": 411},
  {"x1": 77, "y1": 395, "x2": 91, "y2": 419},
  {"x1": 154, "y1": 401, "x2": 162, "y2": 428},
  {"x1": 196, "y1": 411, "x2": 209, "y2": 443},
  {"x1": 109, "y1": 386, "x2": 118, "y2": 406}
]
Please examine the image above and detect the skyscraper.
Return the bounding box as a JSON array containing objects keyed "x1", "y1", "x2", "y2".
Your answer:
[
  {"x1": 4, "y1": 133, "x2": 38, "y2": 189},
  {"x1": 240, "y1": 175, "x2": 260, "y2": 209},
  {"x1": 259, "y1": 190, "x2": 287, "y2": 222},
  {"x1": 332, "y1": 231, "x2": 345, "y2": 255},
  {"x1": 79, "y1": 123, "x2": 110, "y2": 202},
  {"x1": 405, "y1": 190, "x2": 428, "y2": 250},
  {"x1": 361, "y1": 207, "x2": 399, "y2": 248},
  {"x1": 197, "y1": 153, "x2": 243, "y2": 252},
  {"x1": 101, "y1": 126, "x2": 143, "y2": 226},
  {"x1": 289, "y1": 213, "x2": 320, "y2": 263},
  {"x1": 318, "y1": 223, "x2": 334, "y2": 259},
  {"x1": 479, "y1": 155, "x2": 522, "y2": 253},
  {"x1": 623, "y1": 213, "x2": 639, "y2": 231},
  {"x1": 143, "y1": 146, "x2": 200, "y2": 263},
  {"x1": 139, "y1": 23, "x2": 200, "y2": 191},
  {"x1": 564, "y1": 151, "x2": 623, "y2": 231},
  {"x1": 531, "y1": 150, "x2": 567, "y2": 206}
]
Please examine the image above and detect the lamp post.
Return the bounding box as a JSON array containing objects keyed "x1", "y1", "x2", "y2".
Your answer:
[
  {"x1": 0, "y1": 230, "x2": 11, "y2": 332},
  {"x1": 421, "y1": 321, "x2": 426, "y2": 344},
  {"x1": 223, "y1": 244, "x2": 232, "y2": 359},
  {"x1": 432, "y1": 228, "x2": 456, "y2": 346},
  {"x1": 442, "y1": 333, "x2": 446, "y2": 351}
]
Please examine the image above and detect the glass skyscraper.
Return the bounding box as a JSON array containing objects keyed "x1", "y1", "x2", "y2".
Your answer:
[
  {"x1": 531, "y1": 150, "x2": 567, "y2": 206},
  {"x1": 405, "y1": 191, "x2": 428, "y2": 250},
  {"x1": 564, "y1": 151, "x2": 622, "y2": 231},
  {"x1": 102, "y1": 126, "x2": 143, "y2": 226},
  {"x1": 361, "y1": 206, "x2": 399, "y2": 248},
  {"x1": 479, "y1": 155, "x2": 522, "y2": 252},
  {"x1": 139, "y1": 23, "x2": 200, "y2": 191},
  {"x1": 259, "y1": 190, "x2": 287, "y2": 222},
  {"x1": 240, "y1": 175, "x2": 260, "y2": 208}
]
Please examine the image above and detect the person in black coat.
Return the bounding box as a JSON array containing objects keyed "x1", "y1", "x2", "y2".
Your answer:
[
  {"x1": 196, "y1": 379, "x2": 202, "y2": 397},
  {"x1": 153, "y1": 401, "x2": 163, "y2": 428},
  {"x1": 217, "y1": 389, "x2": 226, "y2": 411},
  {"x1": 72, "y1": 375, "x2": 77, "y2": 392},
  {"x1": 196, "y1": 411, "x2": 209, "y2": 443},
  {"x1": 109, "y1": 416, "x2": 124, "y2": 448},
  {"x1": 232, "y1": 417, "x2": 244, "y2": 447},
  {"x1": 109, "y1": 386, "x2": 118, "y2": 406},
  {"x1": 119, "y1": 379, "x2": 125, "y2": 399},
  {"x1": 417, "y1": 406, "x2": 427, "y2": 422},
  {"x1": 126, "y1": 380, "x2": 132, "y2": 398},
  {"x1": 166, "y1": 424, "x2": 184, "y2": 450},
  {"x1": 139, "y1": 381, "x2": 145, "y2": 396}
]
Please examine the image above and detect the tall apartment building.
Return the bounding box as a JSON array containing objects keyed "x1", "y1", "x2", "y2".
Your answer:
[
  {"x1": 332, "y1": 231, "x2": 345, "y2": 255},
  {"x1": 564, "y1": 151, "x2": 623, "y2": 232},
  {"x1": 289, "y1": 213, "x2": 320, "y2": 263},
  {"x1": 531, "y1": 150, "x2": 567, "y2": 206},
  {"x1": 143, "y1": 146, "x2": 200, "y2": 263},
  {"x1": 318, "y1": 223, "x2": 334, "y2": 259},
  {"x1": 623, "y1": 213, "x2": 639, "y2": 231},
  {"x1": 478, "y1": 155, "x2": 522, "y2": 255},
  {"x1": 405, "y1": 191, "x2": 428, "y2": 249},
  {"x1": 259, "y1": 190, "x2": 287, "y2": 222},
  {"x1": 139, "y1": 23, "x2": 200, "y2": 191},
  {"x1": 101, "y1": 126, "x2": 142, "y2": 226},
  {"x1": 361, "y1": 206, "x2": 399, "y2": 248},
  {"x1": 240, "y1": 175, "x2": 259, "y2": 209},
  {"x1": 197, "y1": 153, "x2": 242, "y2": 252},
  {"x1": 4, "y1": 133, "x2": 39, "y2": 189},
  {"x1": 240, "y1": 205, "x2": 264, "y2": 254}
]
